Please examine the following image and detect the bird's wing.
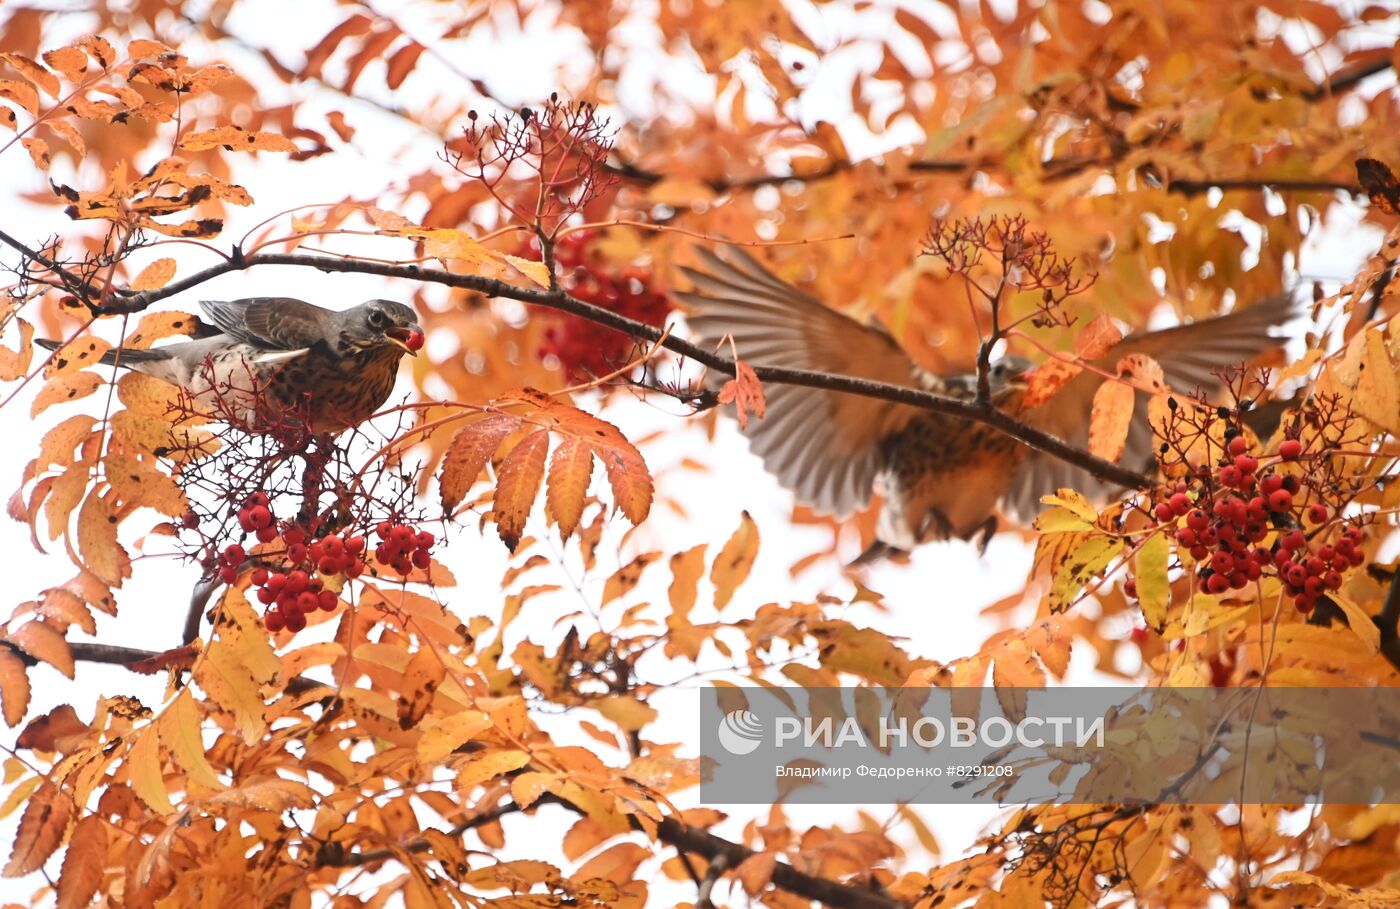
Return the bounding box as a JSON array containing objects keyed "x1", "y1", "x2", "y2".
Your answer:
[
  {"x1": 198, "y1": 298, "x2": 330, "y2": 351},
  {"x1": 676, "y1": 245, "x2": 926, "y2": 517},
  {"x1": 1003, "y1": 292, "x2": 1297, "y2": 521}
]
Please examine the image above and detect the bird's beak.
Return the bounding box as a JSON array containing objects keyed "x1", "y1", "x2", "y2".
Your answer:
[{"x1": 384, "y1": 325, "x2": 424, "y2": 357}]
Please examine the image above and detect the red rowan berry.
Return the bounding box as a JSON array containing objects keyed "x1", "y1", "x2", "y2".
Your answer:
[
  {"x1": 1294, "y1": 594, "x2": 1315, "y2": 614},
  {"x1": 283, "y1": 526, "x2": 306, "y2": 546},
  {"x1": 1187, "y1": 510, "x2": 1209, "y2": 531},
  {"x1": 1205, "y1": 573, "x2": 1229, "y2": 594},
  {"x1": 1306, "y1": 503, "x2": 1329, "y2": 524},
  {"x1": 1233, "y1": 454, "x2": 1258, "y2": 475},
  {"x1": 223, "y1": 543, "x2": 246, "y2": 565},
  {"x1": 1285, "y1": 564, "x2": 1308, "y2": 588},
  {"x1": 256, "y1": 587, "x2": 275, "y2": 605},
  {"x1": 285, "y1": 610, "x2": 307, "y2": 632},
  {"x1": 1219, "y1": 465, "x2": 1241, "y2": 487},
  {"x1": 296, "y1": 591, "x2": 319, "y2": 614},
  {"x1": 1189, "y1": 545, "x2": 1210, "y2": 561},
  {"x1": 255, "y1": 525, "x2": 278, "y2": 544},
  {"x1": 1259, "y1": 475, "x2": 1283, "y2": 495},
  {"x1": 1266, "y1": 489, "x2": 1292, "y2": 512},
  {"x1": 1228, "y1": 435, "x2": 1249, "y2": 456},
  {"x1": 346, "y1": 536, "x2": 365, "y2": 555},
  {"x1": 1281, "y1": 475, "x2": 1300, "y2": 493},
  {"x1": 1178, "y1": 528, "x2": 1198, "y2": 547},
  {"x1": 318, "y1": 590, "x2": 338, "y2": 612},
  {"x1": 1279, "y1": 439, "x2": 1302, "y2": 460},
  {"x1": 1124, "y1": 578, "x2": 1137, "y2": 599},
  {"x1": 218, "y1": 565, "x2": 238, "y2": 585},
  {"x1": 1155, "y1": 503, "x2": 1175, "y2": 523},
  {"x1": 1280, "y1": 530, "x2": 1306, "y2": 551},
  {"x1": 1169, "y1": 492, "x2": 1191, "y2": 515},
  {"x1": 285, "y1": 570, "x2": 309, "y2": 595},
  {"x1": 1324, "y1": 571, "x2": 1343, "y2": 590},
  {"x1": 412, "y1": 549, "x2": 431, "y2": 570},
  {"x1": 263, "y1": 610, "x2": 285, "y2": 632}
]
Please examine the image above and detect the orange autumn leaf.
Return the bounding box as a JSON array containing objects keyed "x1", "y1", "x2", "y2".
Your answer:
[
  {"x1": 1088, "y1": 379, "x2": 1135, "y2": 462},
  {"x1": 718, "y1": 360, "x2": 766, "y2": 428},
  {"x1": 493, "y1": 429, "x2": 549, "y2": 551}
]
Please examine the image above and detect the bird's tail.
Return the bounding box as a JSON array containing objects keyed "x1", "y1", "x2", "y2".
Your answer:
[{"x1": 35, "y1": 338, "x2": 173, "y2": 367}]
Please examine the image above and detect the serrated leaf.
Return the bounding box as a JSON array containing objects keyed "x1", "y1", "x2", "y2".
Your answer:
[
  {"x1": 1329, "y1": 591, "x2": 1380, "y2": 653},
  {"x1": 4, "y1": 620, "x2": 73, "y2": 678},
  {"x1": 2, "y1": 780, "x2": 72, "y2": 876},
  {"x1": 125, "y1": 725, "x2": 173, "y2": 815},
  {"x1": 1049, "y1": 535, "x2": 1123, "y2": 613},
  {"x1": 0, "y1": 319, "x2": 34, "y2": 381},
  {"x1": 545, "y1": 436, "x2": 592, "y2": 541},
  {"x1": 439, "y1": 414, "x2": 520, "y2": 511},
  {"x1": 156, "y1": 690, "x2": 224, "y2": 791},
  {"x1": 493, "y1": 430, "x2": 549, "y2": 551},
  {"x1": 56, "y1": 814, "x2": 106, "y2": 909},
  {"x1": 501, "y1": 253, "x2": 551, "y2": 288}
]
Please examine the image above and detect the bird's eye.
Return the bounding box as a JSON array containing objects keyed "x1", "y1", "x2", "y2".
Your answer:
[{"x1": 368, "y1": 310, "x2": 386, "y2": 328}]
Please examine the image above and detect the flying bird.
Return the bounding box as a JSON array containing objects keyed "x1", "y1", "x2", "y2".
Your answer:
[
  {"x1": 677, "y1": 245, "x2": 1293, "y2": 561},
  {"x1": 38, "y1": 297, "x2": 423, "y2": 434}
]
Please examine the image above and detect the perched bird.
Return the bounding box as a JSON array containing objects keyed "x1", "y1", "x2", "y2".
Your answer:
[
  {"x1": 38, "y1": 298, "x2": 423, "y2": 434},
  {"x1": 677, "y1": 245, "x2": 1294, "y2": 560}
]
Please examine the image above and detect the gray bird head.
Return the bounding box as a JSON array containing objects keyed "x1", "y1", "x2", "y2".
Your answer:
[
  {"x1": 345, "y1": 299, "x2": 423, "y2": 357},
  {"x1": 988, "y1": 355, "x2": 1033, "y2": 388}
]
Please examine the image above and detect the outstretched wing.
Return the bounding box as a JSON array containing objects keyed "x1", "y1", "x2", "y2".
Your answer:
[
  {"x1": 198, "y1": 298, "x2": 331, "y2": 352},
  {"x1": 1003, "y1": 292, "x2": 1298, "y2": 520},
  {"x1": 677, "y1": 245, "x2": 926, "y2": 517}
]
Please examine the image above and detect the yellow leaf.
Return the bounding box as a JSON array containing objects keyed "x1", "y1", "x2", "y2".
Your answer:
[
  {"x1": 125, "y1": 726, "x2": 173, "y2": 815},
  {"x1": 416, "y1": 710, "x2": 491, "y2": 764},
  {"x1": 1040, "y1": 489, "x2": 1097, "y2": 521},
  {"x1": 157, "y1": 690, "x2": 224, "y2": 791},
  {"x1": 1049, "y1": 535, "x2": 1123, "y2": 613},
  {"x1": 1353, "y1": 328, "x2": 1400, "y2": 435},
  {"x1": 1135, "y1": 532, "x2": 1170, "y2": 631},
  {"x1": 455, "y1": 748, "x2": 531, "y2": 790},
  {"x1": 194, "y1": 645, "x2": 267, "y2": 743},
  {"x1": 104, "y1": 450, "x2": 187, "y2": 517},
  {"x1": 44, "y1": 336, "x2": 109, "y2": 377},
  {"x1": 1328, "y1": 591, "x2": 1380, "y2": 653},
  {"x1": 501, "y1": 253, "x2": 552, "y2": 288},
  {"x1": 711, "y1": 512, "x2": 759, "y2": 609},
  {"x1": 596, "y1": 696, "x2": 657, "y2": 732},
  {"x1": 129, "y1": 257, "x2": 176, "y2": 291},
  {"x1": 511, "y1": 771, "x2": 557, "y2": 809}
]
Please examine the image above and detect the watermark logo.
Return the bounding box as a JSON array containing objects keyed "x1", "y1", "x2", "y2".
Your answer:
[{"x1": 717, "y1": 709, "x2": 764, "y2": 755}]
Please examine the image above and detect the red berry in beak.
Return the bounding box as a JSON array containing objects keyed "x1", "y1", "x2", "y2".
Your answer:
[{"x1": 406, "y1": 329, "x2": 424, "y2": 352}]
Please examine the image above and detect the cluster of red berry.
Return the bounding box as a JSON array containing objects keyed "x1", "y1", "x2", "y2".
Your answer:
[
  {"x1": 1137, "y1": 434, "x2": 1362, "y2": 613},
  {"x1": 527, "y1": 231, "x2": 673, "y2": 379},
  {"x1": 373, "y1": 521, "x2": 435, "y2": 576},
  {"x1": 236, "y1": 493, "x2": 277, "y2": 542},
  {"x1": 254, "y1": 569, "x2": 338, "y2": 633}
]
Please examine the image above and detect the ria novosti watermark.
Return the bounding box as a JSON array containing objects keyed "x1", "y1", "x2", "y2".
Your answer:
[{"x1": 700, "y1": 687, "x2": 1400, "y2": 805}]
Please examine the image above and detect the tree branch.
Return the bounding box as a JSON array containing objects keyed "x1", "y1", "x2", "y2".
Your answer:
[{"x1": 0, "y1": 239, "x2": 1152, "y2": 489}]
